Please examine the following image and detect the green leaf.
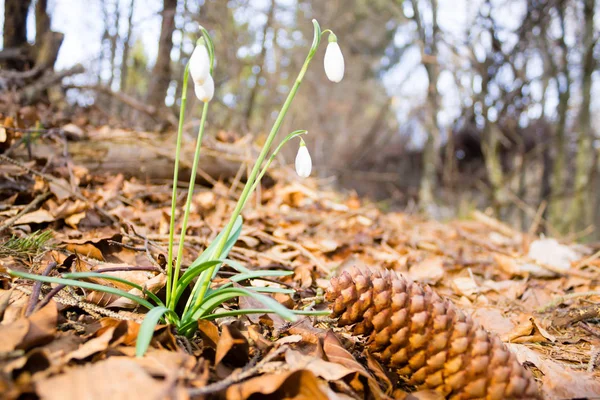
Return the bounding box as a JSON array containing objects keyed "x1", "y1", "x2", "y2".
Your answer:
[
  {"x1": 9, "y1": 269, "x2": 155, "y2": 310},
  {"x1": 190, "y1": 287, "x2": 297, "y2": 322},
  {"x1": 293, "y1": 309, "x2": 331, "y2": 316},
  {"x1": 135, "y1": 306, "x2": 178, "y2": 357},
  {"x1": 216, "y1": 270, "x2": 294, "y2": 292},
  {"x1": 184, "y1": 217, "x2": 243, "y2": 313},
  {"x1": 221, "y1": 258, "x2": 251, "y2": 273},
  {"x1": 62, "y1": 272, "x2": 164, "y2": 307},
  {"x1": 189, "y1": 216, "x2": 243, "y2": 269},
  {"x1": 204, "y1": 308, "x2": 330, "y2": 320},
  {"x1": 171, "y1": 260, "x2": 221, "y2": 307},
  {"x1": 229, "y1": 270, "x2": 293, "y2": 283}
]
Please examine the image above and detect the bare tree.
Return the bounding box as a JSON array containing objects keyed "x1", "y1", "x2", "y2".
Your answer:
[
  {"x1": 146, "y1": 0, "x2": 178, "y2": 114},
  {"x1": 120, "y1": 0, "x2": 136, "y2": 93},
  {"x1": 410, "y1": 0, "x2": 441, "y2": 210},
  {"x1": 244, "y1": 0, "x2": 276, "y2": 131},
  {"x1": 570, "y1": 0, "x2": 597, "y2": 231}
]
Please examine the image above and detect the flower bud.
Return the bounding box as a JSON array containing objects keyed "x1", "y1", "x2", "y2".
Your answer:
[
  {"x1": 189, "y1": 41, "x2": 210, "y2": 85},
  {"x1": 324, "y1": 40, "x2": 344, "y2": 83},
  {"x1": 295, "y1": 141, "x2": 312, "y2": 178},
  {"x1": 194, "y1": 74, "x2": 214, "y2": 102}
]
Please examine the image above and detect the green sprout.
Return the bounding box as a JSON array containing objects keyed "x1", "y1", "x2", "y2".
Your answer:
[{"x1": 10, "y1": 19, "x2": 343, "y2": 356}]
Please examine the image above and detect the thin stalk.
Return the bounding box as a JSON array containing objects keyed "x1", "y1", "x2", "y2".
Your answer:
[
  {"x1": 187, "y1": 22, "x2": 321, "y2": 314},
  {"x1": 169, "y1": 102, "x2": 210, "y2": 310},
  {"x1": 166, "y1": 62, "x2": 190, "y2": 303},
  {"x1": 241, "y1": 130, "x2": 307, "y2": 210}
]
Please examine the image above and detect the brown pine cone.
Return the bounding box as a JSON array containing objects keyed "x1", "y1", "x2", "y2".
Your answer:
[{"x1": 326, "y1": 267, "x2": 540, "y2": 399}]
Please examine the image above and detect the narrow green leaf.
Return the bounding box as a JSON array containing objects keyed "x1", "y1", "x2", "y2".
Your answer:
[
  {"x1": 204, "y1": 308, "x2": 329, "y2": 320},
  {"x1": 293, "y1": 309, "x2": 331, "y2": 316},
  {"x1": 214, "y1": 284, "x2": 294, "y2": 295},
  {"x1": 62, "y1": 272, "x2": 164, "y2": 307},
  {"x1": 216, "y1": 270, "x2": 294, "y2": 291},
  {"x1": 135, "y1": 306, "x2": 178, "y2": 357},
  {"x1": 171, "y1": 260, "x2": 221, "y2": 307},
  {"x1": 190, "y1": 287, "x2": 297, "y2": 322},
  {"x1": 189, "y1": 216, "x2": 243, "y2": 269},
  {"x1": 184, "y1": 216, "x2": 243, "y2": 314},
  {"x1": 9, "y1": 269, "x2": 154, "y2": 310}
]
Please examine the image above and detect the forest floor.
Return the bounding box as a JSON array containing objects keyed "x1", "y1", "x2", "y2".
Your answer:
[{"x1": 1, "y1": 121, "x2": 600, "y2": 400}]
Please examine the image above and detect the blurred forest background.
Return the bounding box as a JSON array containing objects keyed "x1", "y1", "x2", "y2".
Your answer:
[{"x1": 1, "y1": 0, "x2": 600, "y2": 240}]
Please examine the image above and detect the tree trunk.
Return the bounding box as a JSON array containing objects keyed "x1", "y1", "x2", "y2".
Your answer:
[
  {"x1": 119, "y1": 0, "x2": 135, "y2": 93},
  {"x1": 570, "y1": 0, "x2": 595, "y2": 232},
  {"x1": 482, "y1": 123, "x2": 506, "y2": 214},
  {"x1": 244, "y1": 0, "x2": 275, "y2": 131},
  {"x1": 3, "y1": 0, "x2": 32, "y2": 69},
  {"x1": 3, "y1": 0, "x2": 31, "y2": 49},
  {"x1": 145, "y1": 0, "x2": 178, "y2": 115},
  {"x1": 548, "y1": 4, "x2": 571, "y2": 232},
  {"x1": 411, "y1": 0, "x2": 440, "y2": 211},
  {"x1": 35, "y1": 0, "x2": 50, "y2": 46}
]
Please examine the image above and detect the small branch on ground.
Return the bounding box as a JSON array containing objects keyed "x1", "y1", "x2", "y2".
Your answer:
[
  {"x1": 0, "y1": 192, "x2": 52, "y2": 232},
  {"x1": 0, "y1": 154, "x2": 119, "y2": 226},
  {"x1": 538, "y1": 291, "x2": 600, "y2": 313},
  {"x1": 25, "y1": 261, "x2": 57, "y2": 316},
  {"x1": 188, "y1": 346, "x2": 287, "y2": 396}
]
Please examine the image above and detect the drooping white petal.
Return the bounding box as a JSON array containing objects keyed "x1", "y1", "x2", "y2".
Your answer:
[
  {"x1": 324, "y1": 41, "x2": 344, "y2": 83},
  {"x1": 189, "y1": 43, "x2": 210, "y2": 85},
  {"x1": 194, "y1": 74, "x2": 214, "y2": 102},
  {"x1": 295, "y1": 144, "x2": 312, "y2": 178}
]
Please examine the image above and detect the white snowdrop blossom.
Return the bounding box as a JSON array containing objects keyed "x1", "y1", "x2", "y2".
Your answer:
[
  {"x1": 324, "y1": 40, "x2": 344, "y2": 83},
  {"x1": 194, "y1": 74, "x2": 214, "y2": 102},
  {"x1": 189, "y1": 41, "x2": 210, "y2": 85},
  {"x1": 295, "y1": 142, "x2": 312, "y2": 178}
]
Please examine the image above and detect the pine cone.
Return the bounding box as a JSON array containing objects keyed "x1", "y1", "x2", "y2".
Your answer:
[{"x1": 326, "y1": 267, "x2": 540, "y2": 399}]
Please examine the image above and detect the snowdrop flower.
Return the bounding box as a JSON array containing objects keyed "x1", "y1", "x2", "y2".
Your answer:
[
  {"x1": 189, "y1": 40, "x2": 210, "y2": 85},
  {"x1": 194, "y1": 74, "x2": 214, "y2": 102},
  {"x1": 295, "y1": 140, "x2": 312, "y2": 178},
  {"x1": 324, "y1": 36, "x2": 344, "y2": 83}
]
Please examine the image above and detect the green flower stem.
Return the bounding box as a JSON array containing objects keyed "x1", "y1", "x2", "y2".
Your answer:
[
  {"x1": 166, "y1": 62, "x2": 190, "y2": 303},
  {"x1": 241, "y1": 130, "x2": 307, "y2": 210},
  {"x1": 187, "y1": 21, "x2": 322, "y2": 314},
  {"x1": 169, "y1": 102, "x2": 210, "y2": 310}
]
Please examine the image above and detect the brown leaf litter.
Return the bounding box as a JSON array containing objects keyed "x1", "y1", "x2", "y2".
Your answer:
[{"x1": 1, "y1": 123, "x2": 600, "y2": 399}]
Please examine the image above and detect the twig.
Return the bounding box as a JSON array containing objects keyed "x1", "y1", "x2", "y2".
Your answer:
[
  {"x1": 0, "y1": 154, "x2": 119, "y2": 225},
  {"x1": 527, "y1": 200, "x2": 547, "y2": 237},
  {"x1": 578, "y1": 321, "x2": 600, "y2": 339},
  {"x1": 255, "y1": 231, "x2": 329, "y2": 274},
  {"x1": 143, "y1": 236, "x2": 164, "y2": 272},
  {"x1": 188, "y1": 346, "x2": 287, "y2": 396},
  {"x1": 36, "y1": 284, "x2": 65, "y2": 311},
  {"x1": 538, "y1": 291, "x2": 600, "y2": 313},
  {"x1": 107, "y1": 240, "x2": 147, "y2": 252},
  {"x1": 575, "y1": 248, "x2": 600, "y2": 269},
  {"x1": 587, "y1": 345, "x2": 600, "y2": 373},
  {"x1": 25, "y1": 261, "x2": 57, "y2": 316},
  {"x1": 14, "y1": 284, "x2": 141, "y2": 322},
  {"x1": 0, "y1": 192, "x2": 52, "y2": 232}
]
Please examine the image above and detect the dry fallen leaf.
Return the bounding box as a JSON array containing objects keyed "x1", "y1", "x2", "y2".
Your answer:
[
  {"x1": 215, "y1": 324, "x2": 249, "y2": 371},
  {"x1": 226, "y1": 369, "x2": 330, "y2": 400},
  {"x1": 36, "y1": 357, "x2": 186, "y2": 400},
  {"x1": 407, "y1": 256, "x2": 445, "y2": 284},
  {"x1": 509, "y1": 343, "x2": 600, "y2": 399}
]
